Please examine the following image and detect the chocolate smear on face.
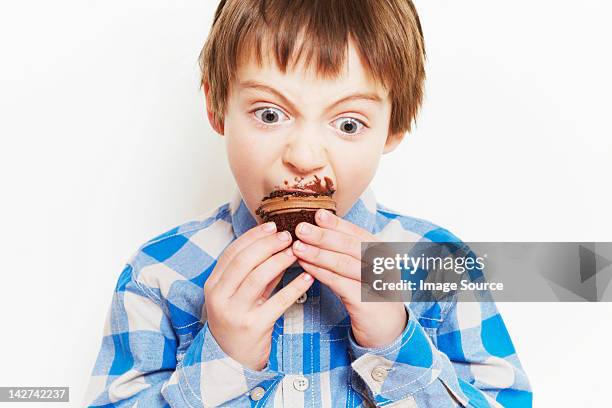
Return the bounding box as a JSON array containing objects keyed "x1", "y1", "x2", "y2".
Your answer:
[{"x1": 264, "y1": 175, "x2": 335, "y2": 200}]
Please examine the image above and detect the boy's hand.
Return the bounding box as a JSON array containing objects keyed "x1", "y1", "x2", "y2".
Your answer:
[
  {"x1": 293, "y1": 209, "x2": 408, "y2": 349},
  {"x1": 204, "y1": 222, "x2": 314, "y2": 371}
]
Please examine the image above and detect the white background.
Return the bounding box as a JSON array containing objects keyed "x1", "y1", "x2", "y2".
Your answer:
[{"x1": 0, "y1": 1, "x2": 610, "y2": 406}]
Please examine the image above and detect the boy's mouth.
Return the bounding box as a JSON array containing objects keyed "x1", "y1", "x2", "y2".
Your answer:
[
  {"x1": 270, "y1": 175, "x2": 335, "y2": 196},
  {"x1": 280, "y1": 187, "x2": 319, "y2": 194}
]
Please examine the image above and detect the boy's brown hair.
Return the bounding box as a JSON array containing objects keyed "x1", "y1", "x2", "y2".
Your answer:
[{"x1": 199, "y1": 0, "x2": 426, "y2": 139}]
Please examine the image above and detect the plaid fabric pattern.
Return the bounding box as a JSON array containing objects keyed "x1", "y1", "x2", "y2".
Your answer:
[{"x1": 84, "y1": 186, "x2": 532, "y2": 407}]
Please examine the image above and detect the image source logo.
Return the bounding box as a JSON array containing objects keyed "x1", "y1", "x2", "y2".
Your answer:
[{"x1": 360, "y1": 242, "x2": 612, "y2": 302}]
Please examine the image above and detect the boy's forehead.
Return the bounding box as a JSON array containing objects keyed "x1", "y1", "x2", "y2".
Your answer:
[{"x1": 234, "y1": 40, "x2": 388, "y2": 102}]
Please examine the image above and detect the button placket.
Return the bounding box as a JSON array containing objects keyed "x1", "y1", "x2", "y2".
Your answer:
[{"x1": 279, "y1": 268, "x2": 322, "y2": 407}]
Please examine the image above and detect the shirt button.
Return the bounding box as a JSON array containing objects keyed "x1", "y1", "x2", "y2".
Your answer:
[
  {"x1": 293, "y1": 376, "x2": 309, "y2": 391},
  {"x1": 249, "y1": 386, "x2": 265, "y2": 401},
  {"x1": 371, "y1": 366, "x2": 389, "y2": 382},
  {"x1": 296, "y1": 292, "x2": 308, "y2": 304}
]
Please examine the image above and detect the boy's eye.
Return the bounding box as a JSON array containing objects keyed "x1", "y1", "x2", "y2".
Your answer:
[
  {"x1": 332, "y1": 117, "x2": 364, "y2": 135},
  {"x1": 254, "y1": 107, "x2": 288, "y2": 124}
]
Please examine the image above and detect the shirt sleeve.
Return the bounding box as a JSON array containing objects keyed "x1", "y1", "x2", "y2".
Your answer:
[
  {"x1": 83, "y1": 262, "x2": 284, "y2": 407},
  {"x1": 346, "y1": 256, "x2": 532, "y2": 407}
]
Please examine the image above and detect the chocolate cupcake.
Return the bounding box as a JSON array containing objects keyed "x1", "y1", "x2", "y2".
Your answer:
[{"x1": 255, "y1": 176, "x2": 336, "y2": 241}]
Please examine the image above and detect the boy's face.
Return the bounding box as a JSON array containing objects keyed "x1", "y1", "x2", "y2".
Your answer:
[{"x1": 206, "y1": 39, "x2": 403, "y2": 223}]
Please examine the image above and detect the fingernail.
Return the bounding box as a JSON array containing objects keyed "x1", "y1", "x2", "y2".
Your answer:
[
  {"x1": 284, "y1": 247, "x2": 294, "y2": 257},
  {"x1": 263, "y1": 222, "x2": 276, "y2": 232},
  {"x1": 303, "y1": 273, "x2": 312, "y2": 281},
  {"x1": 318, "y1": 209, "x2": 329, "y2": 222},
  {"x1": 299, "y1": 223, "x2": 311, "y2": 234},
  {"x1": 278, "y1": 231, "x2": 291, "y2": 241},
  {"x1": 294, "y1": 241, "x2": 306, "y2": 252}
]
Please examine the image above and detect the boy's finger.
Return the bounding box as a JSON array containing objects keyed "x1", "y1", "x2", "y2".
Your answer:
[
  {"x1": 314, "y1": 209, "x2": 380, "y2": 243},
  {"x1": 207, "y1": 221, "x2": 278, "y2": 289},
  {"x1": 233, "y1": 247, "x2": 297, "y2": 305},
  {"x1": 297, "y1": 259, "x2": 360, "y2": 303},
  {"x1": 258, "y1": 272, "x2": 314, "y2": 324},
  {"x1": 292, "y1": 241, "x2": 361, "y2": 281},
  {"x1": 215, "y1": 231, "x2": 293, "y2": 297},
  {"x1": 295, "y1": 222, "x2": 362, "y2": 259},
  {"x1": 260, "y1": 262, "x2": 290, "y2": 300}
]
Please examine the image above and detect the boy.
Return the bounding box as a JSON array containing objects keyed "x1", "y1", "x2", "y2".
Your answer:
[{"x1": 84, "y1": 0, "x2": 532, "y2": 407}]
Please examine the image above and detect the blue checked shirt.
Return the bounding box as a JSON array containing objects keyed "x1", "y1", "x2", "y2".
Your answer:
[{"x1": 84, "y1": 186, "x2": 532, "y2": 407}]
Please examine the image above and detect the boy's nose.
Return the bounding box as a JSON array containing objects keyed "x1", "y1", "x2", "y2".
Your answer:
[{"x1": 282, "y1": 136, "x2": 327, "y2": 176}]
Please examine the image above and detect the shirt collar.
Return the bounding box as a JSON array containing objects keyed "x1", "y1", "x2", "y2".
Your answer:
[{"x1": 229, "y1": 185, "x2": 378, "y2": 239}]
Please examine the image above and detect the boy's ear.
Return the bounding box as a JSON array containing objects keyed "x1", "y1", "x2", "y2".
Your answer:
[
  {"x1": 203, "y1": 81, "x2": 224, "y2": 136},
  {"x1": 382, "y1": 132, "x2": 405, "y2": 154}
]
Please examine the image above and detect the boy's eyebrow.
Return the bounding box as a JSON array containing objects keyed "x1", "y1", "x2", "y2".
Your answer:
[{"x1": 239, "y1": 80, "x2": 383, "y2": 114}]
